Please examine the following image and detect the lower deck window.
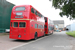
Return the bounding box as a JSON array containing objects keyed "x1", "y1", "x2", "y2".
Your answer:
[
  {"x1": 35, "y1": 24, "x2": 37, "y2": 28},
  {"x1": 14, "y1": 22, "x2": 18, "y2": 27},
  {"x1": 40, "y1": 25, "x2": 42, "y2": 28},
  {"x1": 19, "y1": 22, "x2": 26, "y2": 27},
  {"x1": 38, "y1": 25, "x2": 40, "y2": 28}
]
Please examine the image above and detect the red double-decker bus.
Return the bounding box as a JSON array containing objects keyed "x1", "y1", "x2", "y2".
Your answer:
[
  {"x1": 10, "y1": 5, "x2": 45, "y2": 40},
  {"x1": 44, "y1": 17, "x2": 54, "y2": 35}
]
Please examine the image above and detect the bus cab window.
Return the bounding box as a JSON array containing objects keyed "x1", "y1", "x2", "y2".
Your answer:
[
  {"x1": 19, "y1": 22, "x2": 26, "y2": 27},
  {"x1": 14, "y1": 22, "x2": 18, "y2": 27}
]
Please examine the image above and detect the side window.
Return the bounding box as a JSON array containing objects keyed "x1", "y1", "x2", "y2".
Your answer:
[
  {"x1": 45, "y1": 25, "x2": 47, "y2": 28},
  {"x1": 35, "y1": 11, "x2": 37, "y2": 15},
  {"x1": 40, "y1": 15, "x2": 42, "y2": 17},
  {"x1": 38, "y1": 13, "x2": 41, "y2": 17},
  {"x1": 51, "y1": 27, "x2": 54, "y2": 30},
  {"x1": 19, "y1": 22, "x2": 26, "y2": 27},
  {"x1": 31, "y1": 25, "x2": 33, "y2": 27},
  {"x1": 49, "y1": 26, "x2": 51, "y2": 30},
  {"x1": 37, "y1": 12, "x2": 39, "y2": 16},
  {"x1": 42, "y1": 16, "x2": 44, "y2": 17},
  {"x1": 35, "y1": 24, "x2": 37, "y2": 28},
  {"x1": 38, "y1": 25, "x2": 42, "y2": 28},
  {"x1": 41, "y1": 25, "x2": 43, "y2": 28},
  {"x1": 53, "y1": 27, "x2": 54, "y2": 30},
  {"x1": 43, "y1": 25, "x2": 44, "y2": 28},
  {"x1": 38, "y1": 25, "x2": 39, "y2": 28},
  {"x1": 11, "y1": 22, "x2": 12, "y2": 27},
  {"x1": 39, "y1": 13, "x2": 41, "y2": 17},
  {"x1": 14, "y1": 22, "x2": 18, "y2": 27},
  {"x1": 31, "y1": 8, "x2": 34, "y2": 13},
  {"x1": 38, "y1": 25, "x2": 40, "y2": 28}
]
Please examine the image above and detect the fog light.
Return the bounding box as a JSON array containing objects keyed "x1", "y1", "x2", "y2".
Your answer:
[
  {"x1": 18, "y1": 35, "x2": 21, "y2": 38},
  {"x1": 24, "y1": 34, "x2": 26, "y2": 35}
]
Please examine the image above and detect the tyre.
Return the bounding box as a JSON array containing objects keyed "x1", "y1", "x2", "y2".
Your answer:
[
  {"x1": 34, "y1": 33, "x2": 37, "y2": 40},
  {"x1": 43, "y1": 32, "x2": 45, "y2": 37}
]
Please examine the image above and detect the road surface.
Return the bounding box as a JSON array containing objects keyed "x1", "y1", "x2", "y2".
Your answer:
[{"x1": 12, "y1": 31, "x2": 75, "y2": 50}]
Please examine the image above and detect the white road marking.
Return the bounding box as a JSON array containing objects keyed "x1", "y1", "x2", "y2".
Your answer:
[{"x1": 9, "y1": 36, "x2": 48, "y2": 50}]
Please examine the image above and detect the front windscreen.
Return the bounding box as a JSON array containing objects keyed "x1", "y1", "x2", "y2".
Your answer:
[{"x1": 15, "y1": 7, "x2": 25, "y2": 11}]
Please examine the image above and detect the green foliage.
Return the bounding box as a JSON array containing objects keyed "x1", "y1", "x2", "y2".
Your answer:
[{"x1": 50, "y1": 0, "x2": 75, "y2": 19}]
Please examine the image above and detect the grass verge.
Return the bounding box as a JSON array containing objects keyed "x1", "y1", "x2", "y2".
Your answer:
[{"x1": 66, "y1": 31, "x2": 75, "y2": 37}]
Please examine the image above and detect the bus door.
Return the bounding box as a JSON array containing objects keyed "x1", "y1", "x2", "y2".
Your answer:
[{"x1": 18, "y1": 22, "x2": 26, "y2": 38}]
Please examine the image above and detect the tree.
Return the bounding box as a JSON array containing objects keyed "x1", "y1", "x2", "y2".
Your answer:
[{"x1": 50, "y1": 0, "x2": 75, "y2": 20}]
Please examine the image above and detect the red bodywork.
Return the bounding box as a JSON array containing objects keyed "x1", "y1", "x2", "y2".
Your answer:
[
  {"x1": 44, "y1": 17, "x2": 54, "y2": 35},
  {"x1": 10, "y1": 5, "x2": 45, "y2": 40}
]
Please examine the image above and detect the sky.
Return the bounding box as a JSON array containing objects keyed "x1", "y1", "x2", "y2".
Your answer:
[{"x1": 6, "y1": 0, "x2": 75, "y2": 27}]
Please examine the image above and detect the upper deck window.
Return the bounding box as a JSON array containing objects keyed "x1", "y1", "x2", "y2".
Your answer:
[
  {"x1": 31, "y1": 8, "x2": 34, "y2": 13},
  {"x1": 15, "y1": 7, "x2": 25, "y2": 11},
  {"x1": 38, "y1": 13, "x2": 41, "y2": 17},
  {"x1": 42, "y1": 16, "x2": 44, "y2": 17},
  {"x1": 41, "y1": 15, "x2": 42, "y2": 17},
  {"x1": 35, "y1": 11, "x2": 37, "y2": 15}
]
